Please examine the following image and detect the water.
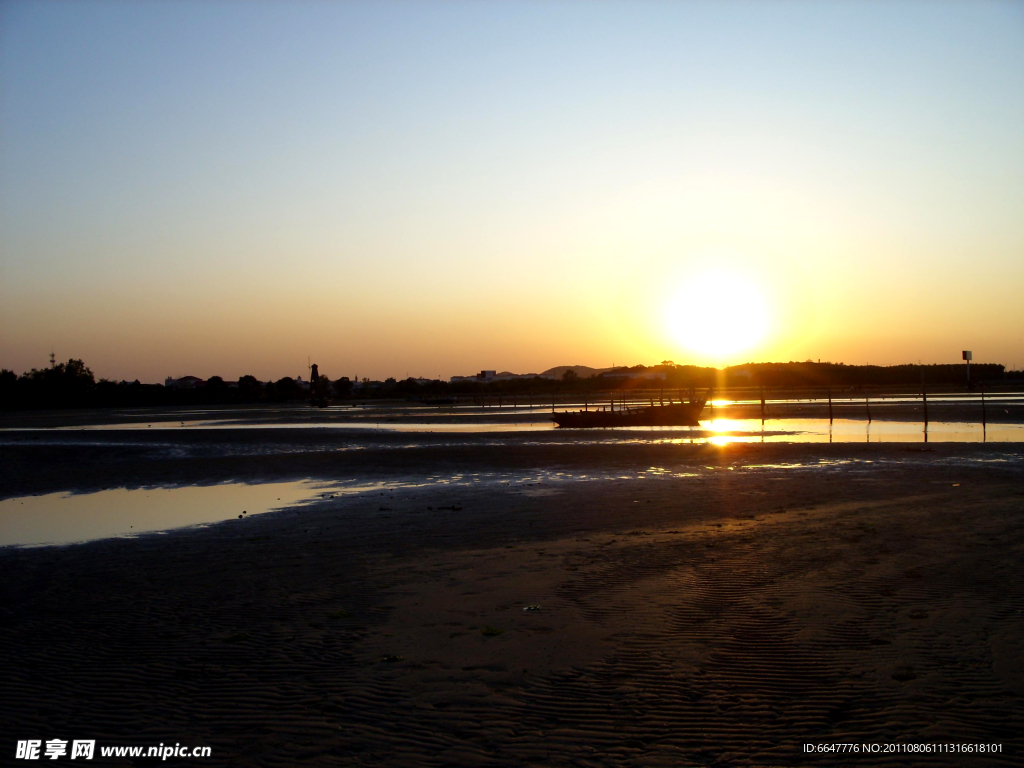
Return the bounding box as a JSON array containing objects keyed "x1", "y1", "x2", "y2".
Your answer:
[
  {"x1": 687, "y1": 418, "x2": 1024, "y2": 444},
  {"x1": 0, "y1": 479, "x2": 383, "y2": 548},
  {"x1": 33, "y1": 420, "x2": 557, "y2": 432},
  {"x1": 3, "y1": 416, "x2": 1023, "y2": 443},
  {"x1": 712, "y1": 394, "x2": 1024, "y2": 406},
  {"x1": 3, "y1": 403, "x2": 1021, "y2": 548},
  {"x1": 3, "y1": 395, "x2": 1022, "y2": 441},
  {"x1": 4, "y1": 442, "x2": 1021, "y2": 547}
]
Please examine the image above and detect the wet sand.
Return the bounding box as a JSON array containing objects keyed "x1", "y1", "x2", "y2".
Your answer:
[{"x1": 1, "y1": 439, "x2": 1022, "y2": 766}]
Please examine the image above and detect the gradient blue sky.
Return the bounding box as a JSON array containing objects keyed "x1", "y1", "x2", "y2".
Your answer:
[{"x1": 2, "y1": 0, "x2": 1022, "y2": 382}]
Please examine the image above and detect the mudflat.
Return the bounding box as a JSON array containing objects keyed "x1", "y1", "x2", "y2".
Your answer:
[{"x1": 1, "y1": 437, "x2": 1022, "y2": 767}]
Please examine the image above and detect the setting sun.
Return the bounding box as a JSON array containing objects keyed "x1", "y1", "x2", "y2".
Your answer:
[{"x1": 664, "y1": 271, "x2": 770, "y2": 360}]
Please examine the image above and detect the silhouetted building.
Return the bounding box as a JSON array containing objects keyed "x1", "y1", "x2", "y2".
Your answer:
[
  {"x1": 164, "y1": 376, "x2": 205, "y2": 389},
  {"x1": 449, "y1": 369, "x2": 556, "y2": 384}
]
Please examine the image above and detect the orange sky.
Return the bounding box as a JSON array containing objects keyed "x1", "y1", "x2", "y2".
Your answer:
[{"x1": 2, "y1": 2, "x2": 1022, "y2": 382}]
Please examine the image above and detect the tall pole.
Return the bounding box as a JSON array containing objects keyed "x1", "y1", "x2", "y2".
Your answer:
[
  {"x1": 828, "y1": 388, "x2": 833, "y2": 424},
  {"x1": 982, "y1": 386, "x2": 987, "y2": 443},
  {"x1": 921, "y1": 368, "x2": 928, "y2": 427}
]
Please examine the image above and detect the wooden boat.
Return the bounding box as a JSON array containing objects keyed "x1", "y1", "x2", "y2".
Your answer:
[{"x1": 551, "y1": 391, "x2": 710, "y2": 428}]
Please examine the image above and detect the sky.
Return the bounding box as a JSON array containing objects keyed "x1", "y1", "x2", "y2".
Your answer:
[{"x1": 2, "y1": 0, "x2": 1022, "y2": 383}]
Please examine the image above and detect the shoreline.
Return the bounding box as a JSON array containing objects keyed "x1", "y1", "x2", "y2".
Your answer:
[{"x1": 1, "y1": 392, "x2": 1023, "y2": 431}]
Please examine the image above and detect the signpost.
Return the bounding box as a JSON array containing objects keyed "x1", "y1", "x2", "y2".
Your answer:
[{"x1": 962, "y1": 350, "x2": 972, "y2": 386}]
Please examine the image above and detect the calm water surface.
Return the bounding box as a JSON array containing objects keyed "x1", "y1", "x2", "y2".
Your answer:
[
  {"x1": 0, "y1": 480, "x2": 381, "y2": 548},
  {"x1": 6, "y1": 416, "x2": 1023, "y2": 443}
]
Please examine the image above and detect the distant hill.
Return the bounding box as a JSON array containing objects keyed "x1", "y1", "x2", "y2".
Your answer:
[{"x1": 541, "y1": 365, "x2": 615, "y2": 380}]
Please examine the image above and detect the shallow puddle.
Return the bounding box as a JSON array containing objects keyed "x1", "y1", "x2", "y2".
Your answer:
[{"x1": 0, "y1": 479, "x2": 363, "y2": 548}]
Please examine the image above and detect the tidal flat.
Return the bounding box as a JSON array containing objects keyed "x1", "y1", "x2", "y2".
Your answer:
[{"x1": 1, "y1": 410, "x2": 1022, "y2": 766}]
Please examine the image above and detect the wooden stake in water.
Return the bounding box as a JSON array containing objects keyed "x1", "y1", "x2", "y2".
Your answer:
[
  {"x1": 981, "y1": 387, "x2": 986, "y2": 426},
  {"x1": 828, "y1": 388, "x2": 833, "y2": 424},
  {"x1": 865, "y1": 396, "x2": 871, "y2": 423}
]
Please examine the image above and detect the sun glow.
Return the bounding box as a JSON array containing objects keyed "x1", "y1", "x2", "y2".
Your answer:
[{"x1": 664, "y1": 271, "x2": 769, "y2": 360}]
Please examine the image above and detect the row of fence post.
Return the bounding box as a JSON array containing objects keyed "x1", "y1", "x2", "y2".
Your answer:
[{"x1": 470, "y1": 387, "x2": 992, "y2": 429}]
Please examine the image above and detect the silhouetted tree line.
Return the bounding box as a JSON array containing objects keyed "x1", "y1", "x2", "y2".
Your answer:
[
  {"x1": 657, "y1": 361, "x2": 1007, "y2": 390},
  {"x1": 0, "y1": 360, "x2": 355, "y2": 411},
  {"x1": 0, "y1": 359, "x2": 1011, "y2": 411},
  {"x1": 0, "y1": 359, "x2": 98, "y2": 409},
  {"x1": 450, "y1": 361, "x2": 1007, "y2": 394}
]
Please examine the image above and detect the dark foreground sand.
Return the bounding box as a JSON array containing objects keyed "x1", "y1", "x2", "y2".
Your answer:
[{"x1": 1, "y1": 439, "x2": 1022, "y2": 767}]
